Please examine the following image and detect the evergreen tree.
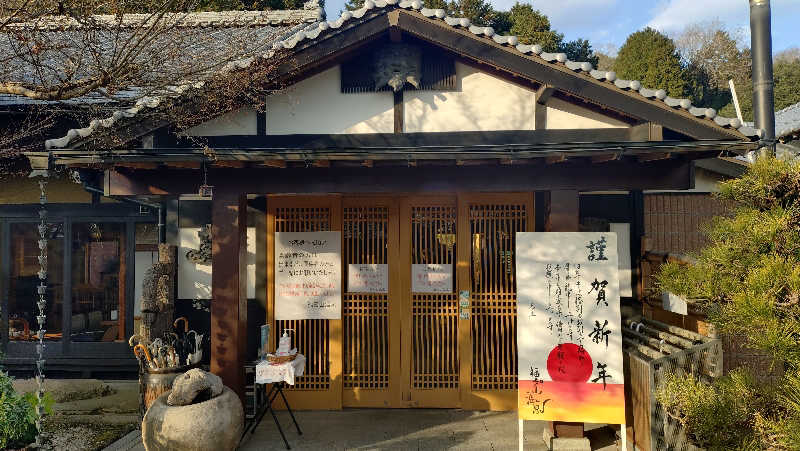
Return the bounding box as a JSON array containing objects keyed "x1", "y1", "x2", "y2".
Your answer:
[
  {"x1": 507, "y1": 2, "x2": 561, "y2": 51},
  {"x1": 559, "y1": 38, "x2": 599, "y2": 67},
  {"x1": 774, "y1": 59, "x2": 800, "y2": 112},
  {"x1": 343, "y1": 0, "x2": 363, "y2": 11},
  {"x1": 446, "y1": 0, "x2": 494, "y2": 26},
  {"x1": 613, "y1": 27, "x2": 687, "y2": 98},
  {"x1": 656, "y1": 157, "x2": 800, "y2": 449},
  {"x1": 422, "y1": 0, "x2": 448, "y2": 9},
  {"x1": 718, "y1": 59, "x2": 800, "y2": 122}
]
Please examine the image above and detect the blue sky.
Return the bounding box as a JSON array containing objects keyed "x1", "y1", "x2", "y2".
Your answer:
[{"x1": 323, "y1": 0, "x2": 800, "y2": 55}]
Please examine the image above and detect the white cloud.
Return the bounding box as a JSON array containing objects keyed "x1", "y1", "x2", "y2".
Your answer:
[{"x1": 646, "y1": 0, "x2": 748, "y2": 32}]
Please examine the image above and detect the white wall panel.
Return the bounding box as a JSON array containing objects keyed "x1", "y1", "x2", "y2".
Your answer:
[
  {"x1": 404, "y1": 62, "x2": 535, "y2": 132},
  {"x1": 546, "y1": 97, "x2": 629, "y2": 129},
  {"x1": 178, "y1": 227, "x2": 256, "y2": 300},
  {"x1": 184, "y1": 108, "x2": 258, "y2": 136},
  {"x1": 266, "y1": 66, "x2": 394, "y2": 134}
]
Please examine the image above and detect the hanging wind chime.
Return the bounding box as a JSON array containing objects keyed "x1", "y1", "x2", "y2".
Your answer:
[{"x1": 34, "y1": 175, "x2": 49, "y2": 447}]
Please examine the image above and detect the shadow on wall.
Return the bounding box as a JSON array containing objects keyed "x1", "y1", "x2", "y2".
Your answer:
[
  {"x1": 404, "y1": 62, "x2": 535, "y2": 133},
  {"x1": 265, "y1": 66, "x2": 395, "y2": 134},
  {"x1": 545, "y1": 97, "x2": 629, "y2": 130}
]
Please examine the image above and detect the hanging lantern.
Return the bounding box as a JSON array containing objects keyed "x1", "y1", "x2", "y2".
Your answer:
[{"x1": 198, "y1": 162, "x2": 213, "y2": 197}]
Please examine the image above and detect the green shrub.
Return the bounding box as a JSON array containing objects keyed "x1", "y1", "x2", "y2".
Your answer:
[
  {"x1": 0, "y1": 369, "x2": 53, "y2": 449},
  {"x1": 656, "y1": 157, "x2": 800, "y2": 450},
  {"x1": 655, "y1": 370, "x2": 766, "y2": 450}
]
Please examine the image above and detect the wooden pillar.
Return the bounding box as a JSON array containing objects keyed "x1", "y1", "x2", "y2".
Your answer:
[
  {"x1": 211, "y1": 190, "x2": 248, "y2": 402},
  {"x1": 546, "y1": 189, "x2": 586, "y2": 440},
  {"x1": 545, "y1": 190, "x2": 579, "y2": 232}
]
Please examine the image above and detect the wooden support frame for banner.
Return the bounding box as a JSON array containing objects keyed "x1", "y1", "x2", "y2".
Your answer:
[{"x1": 517, "y1": 197, "x2": 628, "y2": 450}]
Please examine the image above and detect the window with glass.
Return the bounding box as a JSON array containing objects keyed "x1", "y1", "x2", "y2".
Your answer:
[
  {"x1": 9, "y1": 222, "x2": 64, "y2": 341},
  {"x1": 70, "y1": 223, "x2": 126, "y2": 342}
]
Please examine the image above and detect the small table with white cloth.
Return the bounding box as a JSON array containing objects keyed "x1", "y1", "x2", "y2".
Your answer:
[{"x1": 247, "y1": 354, "x2": 306, "y2": 449}]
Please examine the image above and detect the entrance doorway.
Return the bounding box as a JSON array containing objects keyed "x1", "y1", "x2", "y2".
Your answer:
[{"x1": 265, "y1": 194, "x2": 533, "y2": 410}]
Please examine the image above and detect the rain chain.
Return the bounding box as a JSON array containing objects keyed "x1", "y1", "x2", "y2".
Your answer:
[{"x1": 34, "y1": 177, "x2": 49, "y2": 448}]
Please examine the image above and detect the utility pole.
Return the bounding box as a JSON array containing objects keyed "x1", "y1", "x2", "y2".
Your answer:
[{"x1": 749, "y1": 0, "x2": 776, "y2": 157}]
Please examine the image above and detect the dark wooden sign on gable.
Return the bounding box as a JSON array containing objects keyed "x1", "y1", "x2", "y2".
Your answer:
[{"x1": 341, "y1": 42, "x2": 456, "y2": 93}]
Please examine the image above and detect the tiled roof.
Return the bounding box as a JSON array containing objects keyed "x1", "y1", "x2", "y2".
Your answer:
[
  {"x1": 2, "y1": 9, "x2": 318, "y2": 117},
  {"x1": 776, "y1": 101, "x2": 800, "y2": 139},
  {"x1": 5, "y1": 9, "x2": 321, "y2": 30},
  {"x1": 44, "y1": 1, "x2": 761, "y2": 149}
]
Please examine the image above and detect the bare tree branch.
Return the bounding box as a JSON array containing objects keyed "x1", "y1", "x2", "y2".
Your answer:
[{"x1": 0, "y1": 0, "x2": 320, "y2": 157}]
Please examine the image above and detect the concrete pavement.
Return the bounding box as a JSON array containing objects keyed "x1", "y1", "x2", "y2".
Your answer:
[{"x1": 106, "y1": 408, "x2": 619, "y2": 451}]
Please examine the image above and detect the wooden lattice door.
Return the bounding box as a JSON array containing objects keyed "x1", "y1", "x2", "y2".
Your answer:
[
  {"x1": 458, "y1": 193, "x2": 534, "y2": 410},
  {"x1": 341, "y1": 198, "x2": 401, "y2": 407},
  {"x1": 400, "y1": 197, "x2": 461, "y2": 407},
  {"x1": 267, "y1": 196, "x2": 343, "y2": 409}
]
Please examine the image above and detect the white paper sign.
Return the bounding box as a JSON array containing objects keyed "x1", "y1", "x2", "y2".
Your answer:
[
  {"x1": 412, "y1": 264, "x2": 453, "y2": 293},
  {"x1": 275, "y1": 231, "x2": 341, "y2": 320},
  {"x1": 662, "y1": 291, "x2": 688, "y2": 315},
  {"x1": 347, "y1": 264, "x2": 389, "y2": 293},
  {"x1": 516, "y1": 232, "x2": 625, "y2": 424}
]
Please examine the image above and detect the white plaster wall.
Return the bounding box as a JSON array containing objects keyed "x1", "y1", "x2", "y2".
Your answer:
[
  {"x1": 546, "y1": 97, "x2": 629, "y2": 129},
  {"x1": 190, "y1": 62, "x2": 634, "y2": 135},
  {"x1": 184, "y1": 108, "x2": 258, "y2": 136},
  {"x1": 610, "y1": 223, "x2": 632, "y2": 297},
  {"x1": 178, "y1": 227, "x2": 256, "y2": 299},
  {"x1": 693, "y1": 168, "x2": 726, "y2": 192},
  {"x1": 404, "y1": 62, "x2": 535, "y2": 132},
  {"x1": 266, "y1": 66, "x2": 394, "y2": 134}
]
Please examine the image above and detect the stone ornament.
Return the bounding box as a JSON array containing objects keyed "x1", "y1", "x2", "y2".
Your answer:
[
  {"x1": 168, "y1": 368, "x2": 223, "y2": 406},
  {"x1": 373, "y1": 43, "x2": 421, "y2": 92},
  {"x1": 140, "y1": 244, "x2": 177, "y2": 343},
  {"x1": 143, "y1": 369, "x2": 243, "y2": 451}
]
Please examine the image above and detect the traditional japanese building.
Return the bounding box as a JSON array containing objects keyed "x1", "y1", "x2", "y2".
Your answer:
[{"x1": 18, "y1": 2, "x2": 762, "y2": 412}]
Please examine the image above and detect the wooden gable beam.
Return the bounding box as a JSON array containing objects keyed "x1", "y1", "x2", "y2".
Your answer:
[
  {"x1": 388, "y1": 9, "x2": 402, "y2": 42},
  {"x1": 274, "y1": 13, "x2": 390, "y2": 81},
  {"x1": 116, "y1": 162, "x2": 159, "y2": 169},
  {"x1": 260, "y1": 159, "x2": 287, "y2": 168},
  {"x1": 536, "y1": 84, "x2": 554, "y2": 105},
  {"x1": 214, "y1": 160, "x2": 247, "y2": 168},
  {"x1": 637, "y1": 152, "x2": 671, "y2": 162},
  {"x1": 545, "y1": 154, "x2": 566, "y2": 164},
  {"x1": 591, "y1": 152, "x2": 621, "y2": 164},
  {"x1": 105, "y1": 158, "x2": 694, "y2": 196}
]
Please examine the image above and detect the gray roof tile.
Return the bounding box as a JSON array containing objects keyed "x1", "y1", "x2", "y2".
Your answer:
[
  {"x1": 6, "y1": 10, "x2": 320, "y2": 30},
  {"x1": 776, "y1": 101, "x2": 800, "y2": 139},
  {"x1": 44, "y1": 3, "x2": 761, "y2": 149}
]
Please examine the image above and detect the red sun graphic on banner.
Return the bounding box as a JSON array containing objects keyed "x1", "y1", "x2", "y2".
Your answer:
[{"x1": 546, "y1": 343, "x2": 593, "y2": 383}]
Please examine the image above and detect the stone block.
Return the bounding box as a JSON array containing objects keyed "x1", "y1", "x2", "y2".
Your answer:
[{"x1": 542, "y1": 426, "x2": 591, "y2": 451}]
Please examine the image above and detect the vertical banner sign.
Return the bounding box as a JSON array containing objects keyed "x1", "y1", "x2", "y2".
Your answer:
[
  {"x1": 275, "y1": 231, "x2": 342, "y2": 320},
  {"x1": 516, "y1": 232, "x2": 624, "y2": 424}
]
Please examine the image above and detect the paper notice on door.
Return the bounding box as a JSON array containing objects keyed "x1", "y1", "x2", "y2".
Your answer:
[
  {"x1": 412, "y1": 263, "x2": 453, "y2": 293},
  {"x1": 347, "y1": 264, "x2": 389, "y2": 293}
]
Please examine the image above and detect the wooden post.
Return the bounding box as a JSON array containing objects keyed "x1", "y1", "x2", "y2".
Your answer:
[
  {"x1": 545, "y1": 189, "x2": 586, "y2": 442},
  {"x1": 211, "y1": 190, "x2": 248, "y2": 403},
  {"x1": 545, "y1": 190, "x2": 579, "y2": 232}
]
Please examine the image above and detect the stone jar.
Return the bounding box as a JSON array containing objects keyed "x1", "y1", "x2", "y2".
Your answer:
[{"x1": 141, "y1": 386, "x2": 243, "y2": 451}]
